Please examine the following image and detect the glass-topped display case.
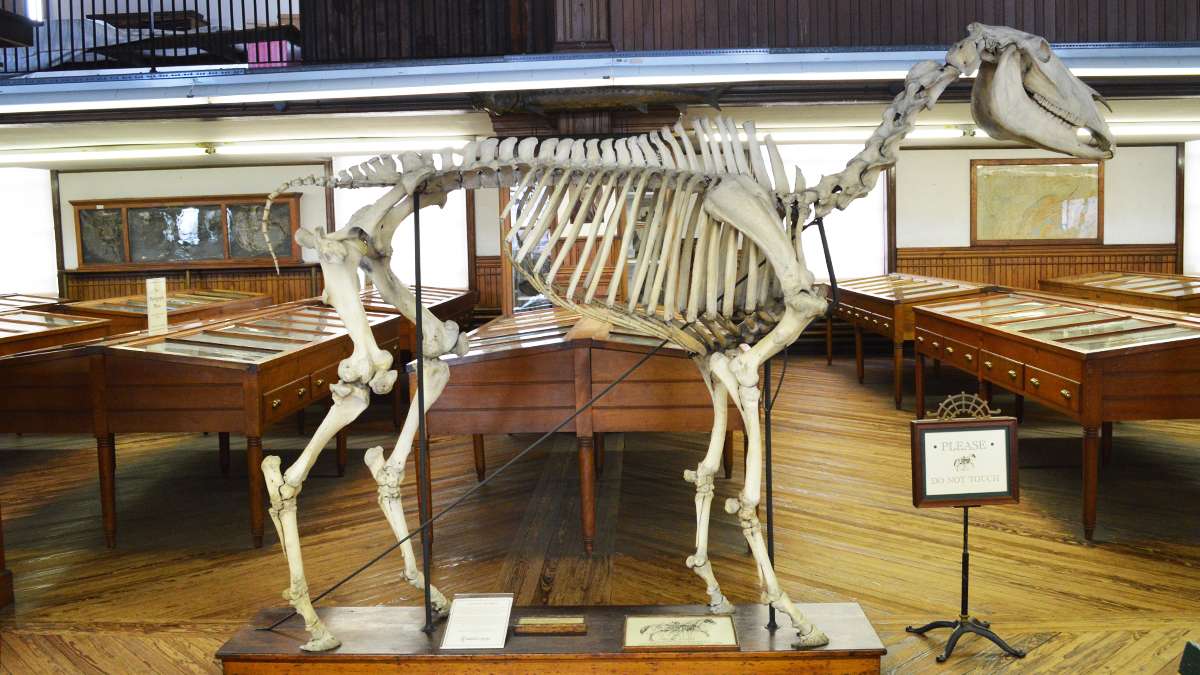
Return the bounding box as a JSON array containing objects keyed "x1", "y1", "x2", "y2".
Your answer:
[
  {"x1": 1040, "y1": 271, "x2": 1200, "y2": 312},
  {"x1": 0, "y1": 309, "x2": 111, "y2": 357},
  {"x1": 57, "y1": 288, "x2": 272, "y2": 333}
]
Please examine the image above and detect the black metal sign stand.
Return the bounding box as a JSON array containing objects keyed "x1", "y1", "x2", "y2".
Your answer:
[
  {"x1": 905, "y1": 506, "x2": 1025, "y2": 662},
  {"x1": 763, "y1": 357, "x2": 777, "y2": 632}
]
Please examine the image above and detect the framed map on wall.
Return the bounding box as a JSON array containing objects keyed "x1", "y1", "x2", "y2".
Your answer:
[{"x1": 970, "y1": 158, "x2": 1103, "y2": 245}]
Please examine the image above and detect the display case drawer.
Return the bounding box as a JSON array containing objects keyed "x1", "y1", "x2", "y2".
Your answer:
[
  {"x1": 940, "y1": 336, "x2": 978, "y2": 375},
  {"x1": 263, "y1": 375, "x2": 312, "y2": 423},
  {"x1": 980, "y1": 350, "x2": 1024, "y2": 391},
  {"x1": 311, "y1": 364, "x2": 338, "y2": 400},
  {"x1": 1026, "y1": 365, "x2": 1081, "y2": 412},
  {"x1": 914, "y1": 328, "x2": 942, "y2": 358}
]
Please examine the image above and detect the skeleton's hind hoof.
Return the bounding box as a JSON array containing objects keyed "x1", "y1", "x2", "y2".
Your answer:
[
  {"x1": 299, "y1": 628, "x2": 341, "y2": 652},
  {"x1": 791, "y1": 627, "x2": 830, "y2": 649},
  {"x1": 707, "y1": 598, "x2": 735, "y2": 615}
]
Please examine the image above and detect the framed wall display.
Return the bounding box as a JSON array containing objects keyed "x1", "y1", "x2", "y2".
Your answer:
[
  {"x1": 910, "y1": 417, "x2": 1019, "y2": 508},
  {"x1": 970, "y1": 158, "x2": 1103, "y2": 246},
  {"x1": 71, "y1": 193, "x2": 302, "y2": 269}
]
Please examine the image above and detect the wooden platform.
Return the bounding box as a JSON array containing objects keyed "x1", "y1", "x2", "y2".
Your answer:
[{"x1": 217, "y1": 603, "x2": 884, "y2": 674}]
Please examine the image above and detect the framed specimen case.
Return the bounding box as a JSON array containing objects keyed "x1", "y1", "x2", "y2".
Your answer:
[
  {"x1": 970, "y1": 158, "x2": 1103, "y2": 246},
  {"x1": 71, "y1": 193, "x2": 302, "y2": 269},
  {"x1": 1040, "y1": 271, "x2": 1200, "y2": 313},
  {"x1": 913, "y1": 291, "x2": 1200, "y2": 539}
]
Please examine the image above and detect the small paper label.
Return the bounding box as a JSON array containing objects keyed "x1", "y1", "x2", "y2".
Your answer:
[
  {"x1": 146, "y1": 278, "x2": 167, "y2": 335},
  {"x1": 440, "y1": 593, "x2": 514, "y2": 650}
]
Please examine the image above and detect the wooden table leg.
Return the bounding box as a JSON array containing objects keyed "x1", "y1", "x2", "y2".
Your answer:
[
  {"x1": 854, "y1": 324, "x2": 865, "y2": 384},
  {"x1": 413, "y1": 439, "x2": 432, "y2": 547},
  {"x1": 246, "y1": 436, "x2": 264, "y2": 548},
  {"x1": 722, "y1": 430, "x2": 733, "y2": 479},
  {"x1": 296, "y1": 407, "x2": 306, "y2": 436},
  {"x1": 577, "y1": 435, "x2": 596, "y2": 554},
  {"x1": 1082, "y1": 426, "x2": 1100, "y2": 541},
  {"x1": 336, "y1": 429, "x2": 348, "y2": 478},
  {"x1": 892, "y1": 341, "x2": 904, "y2": 409},
  {"x1": 1015, "y1": 394, "x2": 1025, "y2": 423},
  {"x1": 218, "y1": 432, "x2": 231, "y2": 477},
  {"x1": 0, "y1": 502, "x2": 11, "y2": 609},
  {"x1": 1101, "y1": 421, "x2": 1114, "y2": 467},
  {"x1": 915, "y1": 353, "x2": 926, "y2": 420},
  {"x1": 979, "y1": 379, "x2": 993, "y2": 405},
  {"x1": 593, "y1": 433, "x2": 605, "y2": 477},
  {"x1": 472, "y1": 435, "x2": 486, "y2": 482},
  {"x1": 825, "y1": 317, "x2": 834, "y2": 366},
  {"x1": 393, "y1": 380, "x2": 406, "y2": 431},
  {"x1": 97, "y1": 434, "x2": 116, "y2": 548}
]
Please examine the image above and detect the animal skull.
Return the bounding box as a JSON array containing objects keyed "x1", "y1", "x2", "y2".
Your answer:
[{"x1": 963, "y1": 23, "x2": 1114, "y2": 159}]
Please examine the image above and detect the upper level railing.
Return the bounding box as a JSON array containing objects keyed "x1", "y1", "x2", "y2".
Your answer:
[{"x1": 2, "y1": 0, "x2": 1197, "y2": 77}]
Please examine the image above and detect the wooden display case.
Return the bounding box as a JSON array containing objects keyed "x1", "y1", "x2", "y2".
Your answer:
[
  {"x1": 409, "y1": 308, "x2": 742, "y2": 553},
  {"x1": 1040, "y1": 271, "x2": 1200, "y2": 312},
  {"x1": 0, "y1": 292, "x2": 64, "y2": 312},
  {"x1": 0, "y1": 302, "x2": 405, "y2": 548},
  {"x1": 56, "y1": 288, "x2": 272, "y2": 333},
  {"x1": 913, "y1": 292, "x2": 1200, "y2": 539},
  {"x1": 829, "y1": 273, "x2": 991, "y2": 408},
  {"x1": 0, "y1": 310, "x2": 111, "y2": 357}
]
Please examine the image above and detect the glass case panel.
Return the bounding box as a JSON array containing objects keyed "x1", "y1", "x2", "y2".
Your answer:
[
  {"x1": 933, "y1": 296, "x2": 1026, "y2": 314},
  {"x1": 142, "y1": 340, "x2": 267, "y2": 363},
  {"x1": 248, "y1": 319, "x2": 338, "y2": 335},
  {"x1": 979, "y1": 306, "x2": 1082, "y2": 324},
  {"x1": 218, "y1": 325, "x2": 319, "y2": 341},
  {"x1": 0, "y1": 311, "x2": 92, "y2": 328},
  {"x1": 964, "y1": 302, "x2": 1050, "y2": 319},
  {"x1": 128, "y1": 205, "x2": 224, "y2": 262},
  {"x1": 1003, "y1": 311, "x2": 1116, "y2": 331},
  {"x1": 181, "y1": 332, "x2": 295, "y2": 352},
  {"x1": 1065, "y1": 326, "x2": 1198, "y2": 351},
  {"x1": 227, "y1": 202, "x2": 292, "y2": 259},
  {"x1": 1028, "y1": 318, "x2": 1160, "y2": 342},
  {"x1": 79, "y1": 208, "x2": 127, "y2": 264}
]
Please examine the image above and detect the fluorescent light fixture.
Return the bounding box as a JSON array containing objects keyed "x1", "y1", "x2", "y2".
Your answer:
[
  {"x1": 613, "y1": 71, "x2": 911, "y2": 86},
  {"x1": 1107, "y1": 122, "x2": 1200, "y2": 137},
  {"x1": 207, "y1": 78, "x2": 611, "y2": 105},
  {"x1": 0, "y1": 97, "x2": 208, "y2": 115},
  {"x1": 1071, "y1": 66, "x2": 1200, "y2": 77},
  {"x1": 907, "y1": 127, "x2": 969, "y2": 140},
  {"x1": 764, "y1": 128, "x2": 877, "y2": 142},
  {"x1": 214, "y1": 138, "x2": 472, "y2": 155},
  {"x1": 0, "y1": 146, "x2": 208, "y2": 164}
]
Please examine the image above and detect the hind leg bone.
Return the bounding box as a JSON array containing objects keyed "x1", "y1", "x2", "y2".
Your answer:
[{"x1": 684, "y1": 356, "x2": 735, "y2": 614}]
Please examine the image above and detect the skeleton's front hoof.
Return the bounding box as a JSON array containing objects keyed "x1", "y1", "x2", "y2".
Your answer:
[
  {"x1": 300, "y1": 630, "x2": 342, "y2": 652},
  {"x1": 792, "y1": 626, "x2": 830, "y2": 649}
]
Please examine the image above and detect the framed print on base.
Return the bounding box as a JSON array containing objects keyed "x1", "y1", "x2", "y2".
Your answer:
[
  {"x1": 911, "y1": 417, "x2": 1019, "y2": 508},
  {"x1": 622, "y1": 614, "x2": 739, "y2": 652}
]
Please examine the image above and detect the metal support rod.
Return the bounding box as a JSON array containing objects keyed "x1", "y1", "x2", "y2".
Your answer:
[
  {"x1": 764, "y1": 357, "x2": 777, "y2": 631},
  {"x1": 960, "y1": 506, "x2": 970, "y2": 619},
  {"x1": 413, "y1": 192, "x2": 435, "y2": 635}
]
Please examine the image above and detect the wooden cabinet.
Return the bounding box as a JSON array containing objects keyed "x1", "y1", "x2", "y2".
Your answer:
[
  {"x1": 55, "y1": 288, "x2": 271, "y2": 334},
  {"x1": 1040, "y1": 272, "x2": 1200, "y2": 313},
  {"x1": 830, "y1": 273, "x2": 991, "y2": 409},
  {"x1": 0, "y1": 301, "x2": 404, "y2": 549},
  {"x1": 411, "y1": 307, "x2": 742, "y2": 553},
  {"x1": 914, "y1": 291, "x2": 1200, "y2": 540}
]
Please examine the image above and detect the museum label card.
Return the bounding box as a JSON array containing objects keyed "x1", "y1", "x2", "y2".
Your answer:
[
  {"x1": 440, "y1": 593, "x2": 514, "y2": 650},
  {"x1": 623, "y1": 614, "x2": 738, "y2": 651},
  {"x1": 911, "y1": 417, "x2": 1018, "y2": 507},
  {"x1": 146, "y1": 277, "x2": 168, "y2": 336}
]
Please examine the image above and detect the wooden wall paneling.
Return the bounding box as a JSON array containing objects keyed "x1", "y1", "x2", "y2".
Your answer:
[
  {"x1": 61, "y1": 264, "x2": 323, "y2": 304},
  {"x1": 476, "y1": 256, "x2": 504, "y2": 310},
  {"x1": 895, "y1": 244, "x2": 1178, "y2": 290},
  {"x1": 554, "y1": 0, "x2": 612, "y2": 51}
]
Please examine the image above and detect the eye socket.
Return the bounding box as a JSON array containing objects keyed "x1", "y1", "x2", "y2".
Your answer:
[{"x1": 1035, "y1": 38, "x2": 1052, "y2": 62}]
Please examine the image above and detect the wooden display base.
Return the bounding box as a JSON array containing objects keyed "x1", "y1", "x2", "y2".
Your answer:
[{"x1": 218, "y1": 603, "x2": 884, "y2": 674}]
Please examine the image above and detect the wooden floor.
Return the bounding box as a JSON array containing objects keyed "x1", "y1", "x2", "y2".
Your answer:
[{"x1": 0, "y1": 351, "x2": 1197, "y2": 673}]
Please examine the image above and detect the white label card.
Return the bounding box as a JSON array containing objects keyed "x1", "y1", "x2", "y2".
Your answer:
[
  {"x1": 923, "y1": 427, "x2": 1009, "y2": 497},
  {"x1": 440, "y1": 593, "x2": 514, "y2": 650},
  {"x1": 146, "y1": 277, "x2": 168, "y2": 336}
]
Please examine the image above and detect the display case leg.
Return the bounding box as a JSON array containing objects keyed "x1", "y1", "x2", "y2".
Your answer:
[
  {"x1": 335, "y1": 429, "x2": 348, "y2": 478},
  {"x1": 246, "y1": 436, "x2": 264, "y2": 548},
  {"x1": 218, "y1": 432, "x2": 230, "y2": 477},
  {"x1": 722, "y1": 429, "x2": 733, "y2": 479},
  {"x1": 577, "y1": 435, "x2": 596, "y2": 555},
  {"x1": 472, "y1": 435, "x2": 486, "y2": 482},
  {"x1": 915, "y1": 353, "x2": 926, "y2": 420},
  {"x1": 825, "y1": 317, "x2": 833, "y2": 365},
  {"x1": 97, "y1": 434, "x2": 117, "y2": 548},
  {"x1": 593, "y1": 433, "x2": 605, "y2": 477},
  {"x1": 1101, "y1": 421, "x2": 1114, "y2": 467},
  {"x1": 892, "y1": 341, "x2": 904, "y2": 409},
  {"x1": 854, "y1": 324, "x2": 864, "y2": 384},
  {"x1": 1082, "y1": 425, "x2": 1100, "y2": 541}
]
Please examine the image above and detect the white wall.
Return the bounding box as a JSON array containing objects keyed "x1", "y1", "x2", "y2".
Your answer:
[
  {"x1": 473, "y1": 188, "x2": 501, "y2": 257},
  {"x1": 331, "y1": 156, "x2": 469, "y2": 289},
  {"x1": 57, "y1": 164, "x2": 328, "y2": 269},
  {"x1": 1186, "y1": 142, "x2": 1200, "y2": 275},
  {"x1": 896, "y1": 146, "x2": 1177, "y2": 248},
  {"x1": 778, "y1": 144, "x2": 888, "y2": 281},
  {"x1": 0, "y1": 169, "x2": 58, "y2": 293}
]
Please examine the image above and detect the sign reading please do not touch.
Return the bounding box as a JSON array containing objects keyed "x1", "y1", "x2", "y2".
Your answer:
[{"x1": 910, "y1": 417, "x2": 1019, "y2": 508}]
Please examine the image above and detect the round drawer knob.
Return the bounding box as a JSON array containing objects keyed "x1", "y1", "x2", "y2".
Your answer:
[
  {"x1": 1029, "y1": 377, "x2": 1041, "y2": 388},
  {"x1": 1007, "y1": 369, "x2": 1017, "y2": 380},
  {"x1": 297, "y1": 387, "x2": 307, "y2": 397},
  {"x1": 1060, "y1": 389, "x2": 1072, "y2": 399},
  {"x1": 932, "y1": 341, "x2": 940, "y2": 348},
  {"x1": 983, "y1": 360, "x2": 993, "y2": 369},
  {"x1": 964, "y1": 353, "x2": 973, "y2": 362},
  {"x1": 271, "y1": 399, "x2": 282, "y2": 409},
  {"x1": 315, "y1": 378, "x2": 325, "y2": 387},
  {"x1": 945, "y1": 346, "x2": 954, "y2": 355},
  {"x1": 917, "y1": 336, "x2": 925, "y2": 342}
]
